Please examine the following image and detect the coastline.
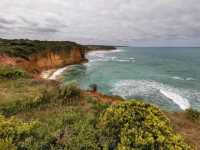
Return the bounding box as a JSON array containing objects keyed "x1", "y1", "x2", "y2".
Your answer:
[
  {"x1": 41, "y1": 47, "x2": 193, "y2": 112},
  {"x1": 40, "y1": 48, "x2": 117, "y2": 80},
  {"x1": 1, "y1": 45, "x2": 200, "y2": 148}
]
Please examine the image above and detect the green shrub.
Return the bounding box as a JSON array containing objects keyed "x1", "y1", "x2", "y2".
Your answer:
[
  {"x1": 0, "y1": 114, "x2": 59, "y2": 150},
  {"x1": 186, "y1": 108, "x2": 200, "y2": 122},
  {"x1": 0, "y1": 84, "x2": 82, "y2": 116},
  {"x1": 98, "y1": 101, "x2": 191, "y2": 150},
  {"x1": 60, "y1": 110, "x2": 100, "y2": 150},
  {"x1": 57, "y1": 82, "x2": 82, "y2": 105},
  {"x1": 85, "y1": 96, "x2": 109, "y2": 113},
  {"x1": 0, "y1": 138, "x2": 17, "y2": 150},
  {"x1": 0, "y1": 66, "x2": 29, "y2": 79},
  {"x1": 0, "y1": 114, "x2": 38, "y2": 150}
]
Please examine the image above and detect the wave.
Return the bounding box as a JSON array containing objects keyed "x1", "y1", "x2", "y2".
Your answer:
[
  {"x1": 171, "y1": 76, "x2": 185, "y2": 80},
  {"x1": 40, "y1": 69, "x2": 55, "y2": 79},
  {"x1": 87, "y1": 48, "x2": 137, "y2": 63},
  {"x1": 89, "y1": 56, "x2": 136, "y2": 63},
  {"x1": 186, "y1": 77, "x2": 195, "y2": 81},
  {"x1": 171, "y1": 76, "x2": 195, "y2": 81},
  {"x1": 160, "y1": 89, "x2": 190, "y2": 110},
  {"x1": 89, "y1": 58, "x2": 136, "y2": 63},
  {"x1": 87, "y1": 54, "x2": 135, "y2": 63},
  {"x1": 89, "y1": 56, "x2": 117, "y2": 62},
  {"x1": 111, "y1": 80, "x2": 194, "y2": 110},
  {"x1": 49, "y1": 66, "x2": 69, "y2": 80},
  {"x1": 87, "y1": 49, "x2": 123, "y2": 58},
  {"x1": 115, "y1": 58, "x2": 136, "y2": 62}
]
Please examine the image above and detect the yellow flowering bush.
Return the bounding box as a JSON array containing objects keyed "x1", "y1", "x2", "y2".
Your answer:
[
  {"x1": 0, "y1": 114, "x2": 37, "y2": 150},
  {"x1": 99, "y1": 101, "x2": 191, "y2": 150}
]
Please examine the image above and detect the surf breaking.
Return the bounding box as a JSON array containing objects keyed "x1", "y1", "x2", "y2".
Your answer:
[{"x1": 111, "y1": 80, "x2": 191, "y2": 110}]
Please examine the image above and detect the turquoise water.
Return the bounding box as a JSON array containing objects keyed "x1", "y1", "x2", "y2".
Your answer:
[{"x1": 63, "y1": 47, "x2": 200, "y2": 111}]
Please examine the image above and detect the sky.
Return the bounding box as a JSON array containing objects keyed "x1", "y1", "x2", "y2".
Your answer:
[{"x1": 0, "y1": 0, "x2": 200, "y2": 46}]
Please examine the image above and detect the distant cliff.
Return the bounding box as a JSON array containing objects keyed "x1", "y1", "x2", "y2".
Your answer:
[
  {"x1": 0, "y1": 39, "x2": 88, "y2": 73},
  {"x1": 85, "y1": 45, "x2": 116, "y2": 51}
]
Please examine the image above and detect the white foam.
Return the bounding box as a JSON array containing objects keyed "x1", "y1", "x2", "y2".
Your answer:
[
  {"x1": 160, "y1": 89, "x2": 190, "y2": 110},
  {"x1": 112, "y1": 80, "x2": 160, "y2": 98},
  {"x1": 171, "y1": 76, "x2": 196, "y2": 81},
  {"x1": 40, "y1": 69, "x2": 55, "y2": 79},
  {"x1": 86, "y1": 48, "x2": 137, "y2": 63},
  {"x1": 88, "y1": 57, "x2": 136, "y2": 63},
  {"x1": 49, "y1": 66, "x2": 69, "y2": 80},
  {"x1": 87, "y1": 49, "x2": 123, "y2": 58},
  {"x1": 171, "y1": 76, "x2": 184, "y2": 80},
  {"x1": 186, "y1": 77, "x2": 195, "y2": 81},
  {"x1": 116, "y1": 59, "x2": 130, "y2": 62},
  {"x1": 111, "y1": 80, "x2": 192, "y2": 110}
]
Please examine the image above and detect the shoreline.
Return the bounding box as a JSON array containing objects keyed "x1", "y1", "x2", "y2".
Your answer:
[
  {"x1": 41, "y1": 66, "x2": 69, "y2": 80},
  {"x1": 40, "y1": 47, "x2": 193, "y2": 111},
  {"x1": 40, "y1": 48, "x2": 117, "y2": 80}
]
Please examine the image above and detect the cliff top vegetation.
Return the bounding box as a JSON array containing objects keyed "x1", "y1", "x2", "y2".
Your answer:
[{"x1": 0, "y1": 38, "x2": 87, "y2": 59}]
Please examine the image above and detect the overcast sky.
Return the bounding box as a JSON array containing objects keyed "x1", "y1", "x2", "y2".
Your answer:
[{"x1": 0, "y1": 0, "x2": 200, "y2": 46}]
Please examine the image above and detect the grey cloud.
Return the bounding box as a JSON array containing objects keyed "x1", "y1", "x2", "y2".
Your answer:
[
  {"x1": 0, "y1": 24, "x2": 9, "y2": 30},
  {"x1": 0, "y1": 17, "x2": 17, "y2": 31},
  {"x1": 0, "y1": 0, "x2": 200, "y2": 46},
  {"x1": 0, "y1": 18, "x2": 16, "y2": 25},
  {"x1": 32, "y1": 27, "x2": 59, "y2": 33},
  {"x1": 16, "y1": 26, "x2": 59, "y2": 34},
  {"x1": 20, "y1": 17, "x2": 39, "y2": 27}
]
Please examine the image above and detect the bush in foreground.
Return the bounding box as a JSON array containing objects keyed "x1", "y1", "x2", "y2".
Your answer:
[
  {"x1": 0, "y1": 114, "x2": 37, "y2": 150},
  {"x1": 98, "y1": 101, "x2": 191, "y2": 150}
]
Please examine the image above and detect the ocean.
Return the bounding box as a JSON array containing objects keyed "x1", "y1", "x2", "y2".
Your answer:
[{"x1": 61, "y1": 47, "x2": 200, "y2": 111}]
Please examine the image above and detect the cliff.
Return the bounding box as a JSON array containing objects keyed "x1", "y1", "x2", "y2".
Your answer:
[
  {"x1": 0, "y1": 39, "x2": 88, "y2": 73},
  {"x1": 85, "y1": 45, "x2": 116, "y2": 51},
  {"x1": 19, "y1": 47, "x2": 88, "y2": 73}
]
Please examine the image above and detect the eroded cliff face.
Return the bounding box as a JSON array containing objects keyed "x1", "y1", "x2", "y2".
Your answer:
[
  {"x1": 0, "y1": 39, "x2": 88, "y2": 74},
  {"x1": 1, "y1": 47, "x2": 87, "y2": 74},
  {"x1": 19, "y1": 48, "x2": 87, "y2": 73}
]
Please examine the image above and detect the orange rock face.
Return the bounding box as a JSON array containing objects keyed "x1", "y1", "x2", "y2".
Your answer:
[
  {"x1": 0, "y1": 53, "x2": 17, "y2": 65},
  {"x1": 0, "y1": 48, "x2": 87, "y2": 74}
]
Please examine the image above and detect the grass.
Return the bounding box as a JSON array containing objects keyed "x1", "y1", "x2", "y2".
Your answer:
[
  {"x1": 0, "y1": 81, "x2": 83, "y2": 116},
  {"x1": 166, "y1": 111, "x2": 200, "y2": 150},
  {"x1": 0, "y1": 78, "x2": 50, "y2": 105},
  {"x1": 186, "y1": 109, "x2": 200, "y2": 122},
  {"x1": 0, "y1": 65, "x2": 41, "y2": 105}
]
